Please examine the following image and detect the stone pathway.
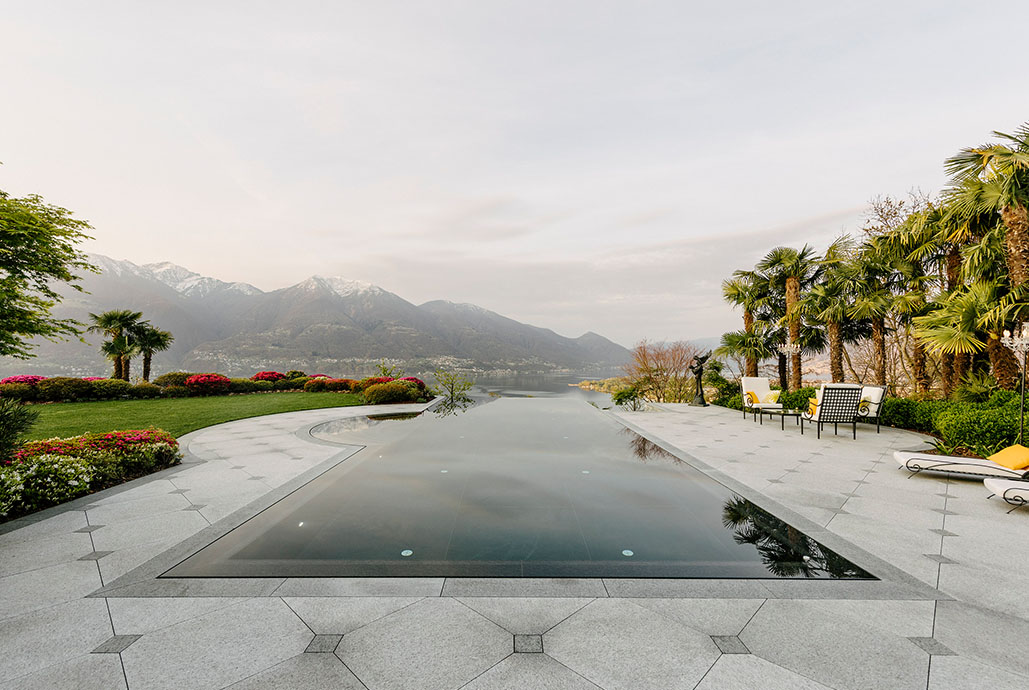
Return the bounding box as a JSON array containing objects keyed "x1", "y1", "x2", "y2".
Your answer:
[{"x1": 1, "y1": 402, "x2": 1027, "y2": 689}]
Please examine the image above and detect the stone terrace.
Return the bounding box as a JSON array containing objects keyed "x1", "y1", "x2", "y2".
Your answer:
[{"x1": 1, "y1": 402, "x2": 1027, "y2": 689}]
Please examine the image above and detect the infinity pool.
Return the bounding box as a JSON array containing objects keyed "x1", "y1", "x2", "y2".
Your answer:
[{"x1": 164, "y1": 398, "x2": 874, "y2": 579}]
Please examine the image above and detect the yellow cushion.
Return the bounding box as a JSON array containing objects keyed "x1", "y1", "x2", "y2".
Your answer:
[
  {"x1": 745, "y1": 391, "x2": 760, "y2": 404},
  {"x1": 763, "y1": 391, "x2": 781, "y2": 404},
  {"x1": 988, "y1": 444, "x2": 1029, "y2": 470},
  {"x1": 808, "y1": 397, "x2": 818, "y2": 416}
]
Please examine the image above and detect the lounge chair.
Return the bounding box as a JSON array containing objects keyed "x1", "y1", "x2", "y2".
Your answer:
[
  {"x1": 895, "y1": 451, "x2": 1029, "y2": 480},
  {"x1": 857, "y1": 385, "x2": 885, "y2": 433},
  {"x1": 801, "y1": 383, "x2": 863, "y2": 439},
  {"x1": 740, "y1": 377, "x2": 782, "y2": 420},
  {"x1": 984, "y1": 478, "x2": 1029, "y2": 512}
]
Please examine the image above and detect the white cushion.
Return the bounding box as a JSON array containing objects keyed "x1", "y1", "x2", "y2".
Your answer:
[
  {"x1": 984, "y1": 478, "x2": 1029, "y2": 507},
  {"x1": 895, "y1": 451, "x2": 1029, "y2": 480}
]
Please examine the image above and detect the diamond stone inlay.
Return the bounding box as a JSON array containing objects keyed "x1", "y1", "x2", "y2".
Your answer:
[
  {"x1": 907, "y1": 637, "x2": 956, "y2": 656},
  {"x1": 306, "y1": 634, "x2": 343, "y2": 653},
  {"x1": 74, "y1": 525, "x2": 104, "y2": 533},
  {"x1": 92, "y1": 635, "x2": 141, "y2": 654},
  {"x1": 78, "y1": 550, "x2": 113, "y2": 561},
  {"x1": 514, "y1": 634, "x2": 543, "y2": 653},
  {"x1": 711, "y1": 635, "x2": 750, "y2": 654}
]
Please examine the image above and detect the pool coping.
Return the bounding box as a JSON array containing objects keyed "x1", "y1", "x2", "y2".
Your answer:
[{"x1": 88, "y1": 403, "x2": 949, "y2": 601}]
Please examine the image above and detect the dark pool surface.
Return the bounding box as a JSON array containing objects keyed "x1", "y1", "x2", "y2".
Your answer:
[{"x1": 164, "y1": 398, "x2": 875, "y2": 579}]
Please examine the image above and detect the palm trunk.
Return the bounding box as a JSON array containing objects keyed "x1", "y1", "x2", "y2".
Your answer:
[
  {"x1": 142, "y1": 353, "x2": 152, "y2": 382},
  {"x1": 986, "y1": 334, "x2": 1020, "y2": 390},
  {"x1": 1001, "y1": 204, "x2": 1029, "y2": 287},
  {"x1": 872, "y1": 318, "x2": 886, "y2": 387},
  {"x1": 777, "y1": 353, "x2": 788, "y2": 390},
  {"x1": 112, "y1": 357, "x2": 122, "y2": 380},
  {"x1": 787, "y1": 276, "x2": 801, "y2": 391},
  {"x1": 743, "y1": 310, "x2": 757, "y2": 377},
  {"x1": 827, "y1": 321, "x2": 844, "y2": 383},
  {"x1": 911, "y1": 339, "x2": 930, "y2": 396},
  {"x1": 122, "y1": 356, "x2": 131, "y2": 382},
  {"x1": 954, "y1": 352, "x2": 971, "y2": 384},
  {"x1": 940, "y1": 353, "x2": 954, "y2": 397}
]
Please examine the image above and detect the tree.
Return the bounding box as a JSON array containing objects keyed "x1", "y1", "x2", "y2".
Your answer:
[
  {"x1": 798, "y1": 236, "x2": 856, "y2": 383},
  {"x1": 624, "y1": 340, "x2": 701, "y2": 403},
  {"x1": 134, "y1": 325, "x2": 174, "y2": 382},
  {"x1": 721, "y1": 274, "x2": 766, "y2": 377},
  {"x1": 945, "y1": 122, "x2": 1029, "y2": 289},
  {"x1": 87, "y1": 310, "x2": 143, "y2": 380},
  {"x1": 0, "y1": 189, "x2": 97, "y2": 358},
  {"x1": 757, "y1": 245, "x2": 822, "y2": 391}
]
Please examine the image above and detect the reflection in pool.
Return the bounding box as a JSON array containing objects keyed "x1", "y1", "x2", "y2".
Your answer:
[{"x1": 165, "y1": 398, "x2": 875, "y2": 579}]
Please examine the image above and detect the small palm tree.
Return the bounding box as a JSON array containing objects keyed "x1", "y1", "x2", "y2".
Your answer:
[
  {"x1": 722, "y1": 272, "x2": 769, "y2": 377},
  {"x1": 757, "y1": 246, "x2": 823, "y2": 390},
  {"x1": 88, "y1": 310, "x2": 143, "y2": 380},
  {"x1": 100, "y1": 336, "x2": 137, "y2": 381},
  {"x1": 133, "y1": 326, "x2": 174, "y2": 382}
]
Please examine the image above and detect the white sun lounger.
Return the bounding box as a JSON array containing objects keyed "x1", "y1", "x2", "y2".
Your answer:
[
  {"x1": 984, "y1": 478, "x2": 1029, "y2": 512},
  {"x1": 895, "y1": 451, "x2": 1029, "y2": 480}
]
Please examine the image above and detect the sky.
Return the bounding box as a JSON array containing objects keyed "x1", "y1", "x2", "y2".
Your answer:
[{"x1": 2, "y1": 1, "x2": 1028, "y2": 347}]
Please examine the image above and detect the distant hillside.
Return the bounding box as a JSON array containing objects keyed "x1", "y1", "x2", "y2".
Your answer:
[{"x1": 0, "y1": 255, "x2": 630, "y2": 378}]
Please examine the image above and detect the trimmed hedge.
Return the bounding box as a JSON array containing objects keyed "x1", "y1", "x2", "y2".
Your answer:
[{"x1": 363, "y1": 381, "x2": 420, "y2": 404}]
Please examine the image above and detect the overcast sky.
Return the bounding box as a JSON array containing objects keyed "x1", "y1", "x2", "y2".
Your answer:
[{"x1": 3, "y1": 2, "x2": 1028, "y2": 346}]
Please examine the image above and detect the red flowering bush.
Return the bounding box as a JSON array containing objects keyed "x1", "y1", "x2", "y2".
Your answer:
[
  {"x1": 324, "y1": 378, "x2": 359, "y2": 392},
  {"x1": 184, "y1": 373, "x2": 231, "y2": 396},
  {"x1": 10, "y1": 429, "x2": 179, "y2": 466},
  {"x1": 0, "y1": 375, "x2": 47, "y2": 385},
  {"x1": 251, "y1": 371, "x2": 286, "y2": 382},
  {"x1": 355, "y1": 376, "x2": 394, "y2": 392},
  {"x1": 400, "y1": 376, "x2": 426, "y2": 390}
]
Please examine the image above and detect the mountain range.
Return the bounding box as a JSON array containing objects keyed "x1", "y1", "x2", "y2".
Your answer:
[{"x1": 0, "y1": 255, "x2": 630, "y2": 378}]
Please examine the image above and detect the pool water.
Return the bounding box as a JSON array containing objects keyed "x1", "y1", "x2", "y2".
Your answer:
[{"x1": 164, "y1": 398, "x2": 874, "y2": 579}]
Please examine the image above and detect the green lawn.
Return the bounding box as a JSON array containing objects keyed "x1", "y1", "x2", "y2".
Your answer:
[{"x1": 25, "y1": 392, "x2": 366, "y2": 440}]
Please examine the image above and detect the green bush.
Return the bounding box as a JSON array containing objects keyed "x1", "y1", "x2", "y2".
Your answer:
[
  {"x1": 304, "y1": 378, "x2": 327, "y2": 392},
  {"x1": 363, "y1": 381, "x2": 419, "y2": 404},
  {"x1": 987, "y1": 390, "x2": 1019, "y2": 408},
  {"x1": 778, "y1": 387, "x2": 816, "y2": 411},
  {"x1": 285, "y1": 370, "x2": 307, "y2": 379},
  {"x1": 0, "y1": 467, "x2": 22, "y2": 517},
  {"x1": 935, "y1": 405, "x2": 1018, "y2": 455},
  {"x1": 272, "y1": 377, "x2": 308, "y2": 390},
  {"x1": 228, "y1": 378, "x2": 259, "y2": 394},
  {"x1": 163, "y1": 385, "x2": 190, "y2": 398},
  {"x1": 719, "y1": 393, "x2": 744, "y2": 410},
  {"x1": 93, "y1": 378, "x2": 133, "y2": 400},
  {"x1": 0, "y1": 399, "x2": 39, "y2": 464},
  {"x1": 880, "y1": 397, "x2": 917, "y2": 429},
  {"x1": 0, "y1": 383, "x2": 36, "y2": 402},
  {"x1": 14, "y1": 454, "x2": 95, "y2": 513},
  {"x1": 153, "y1": 371, "x2": 197, "y2": 388},
  {"x1": 325, "y1": 378, "x2": 356, "y2": 392},
  {"x1": 253, "y1": 380, "x2": 274, "y2": 392},
  {"x1": 36, "y1": 377, "x2": 95, "y2": 402},
  {"x1": 612, "y1": 386, "x2": 644, "y2": 411},
  {"x1": 130, "y1": 383, "x2": 163, "y2": 399}
]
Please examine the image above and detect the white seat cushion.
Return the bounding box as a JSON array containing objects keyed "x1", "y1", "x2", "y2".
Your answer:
[{"x1": 895, "y1": 451, "x2": 1029, "y2": 480}]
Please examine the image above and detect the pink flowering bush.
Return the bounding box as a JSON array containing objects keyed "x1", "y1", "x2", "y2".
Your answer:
[
  {"x1": 400, "y1": 377, "x2": 426, "y2": 390},
  {"x1": 184, "y1": 373, "x2": 231, "y2": 396},
  {"x1": 251, "y1": 371, "x2": 286, "y2": 382},
  {"x1": 1, "y1": 429, "x2": 181, "y2": 519},
  {"x1": 355, "y1": 376, "x2": 394, "y2": 392},
  {"x1": 0, "y1": 375, "x2": 47, "y2": 386}
]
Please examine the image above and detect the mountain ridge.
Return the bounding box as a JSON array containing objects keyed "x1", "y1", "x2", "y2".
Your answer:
[{"x1": 0, "y1": 255, "x2": 630, "y2": 378}]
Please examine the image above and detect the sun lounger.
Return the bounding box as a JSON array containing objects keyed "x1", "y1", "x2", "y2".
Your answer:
[
  {"x1": 740, "y1": 377, "x2": 782, "y2": 420},
  {"x1": 984, "y1": 478, "x2": 1029, "y2": 512},
  {"x1": 895, "y1": 451, "x2": 1029, "y2": 480}
]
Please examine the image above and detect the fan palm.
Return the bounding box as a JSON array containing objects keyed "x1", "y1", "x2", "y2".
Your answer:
[
  {"x1": 88, "y1": 310, "x2": 143, "y2": 379},
  {"x1": 133, "y1": 325, "x2": 174, "y2": 382},
  {"x1": 100, "y1": 336, "x2": 137, "y2": 381},
  {"x1": 757, "y1": 246, "x2": 822, "y2": 390},
  {"x1": 945, "y1": 122, "x2": 1029, "y2": 288},
  {"x1": 721, "y1": 273, "x2": 766, "y2": 377}
]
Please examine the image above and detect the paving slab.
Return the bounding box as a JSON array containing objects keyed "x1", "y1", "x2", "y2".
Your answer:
[
  {"x1": 121, "y1": 598, "x2": 312, "y2": 690},
  {"x1": 462, "y1": 653, "x2": 600, "y2": 689},
  {"x1": 275, "y1": 577, "x2": 443, "y2": 597},
  {"x1": 0, "y1": 598, "x2": 113, "y2": 685},
  {"x1": 545, "y1": 599, "x2": 720, "y2": 690},
  {"x1": 457, "y1": 597, "x2": 593, "y2": 634},
  {"x1": 0, "y1": 652, "x2": 126, "y2": 690},
  {"x1": 224, "y1": 653, "x2": 365, "y2": 689},
  {"x1": 108, "y1": 596, "x2": 253, "y2": 635},
  {"x1": 336, "y1": 598, "x2": 511, "y2": 690},
  {"x1": 0, "y1": 530, "x2": 96, "y2": 577},
  {"x1": 632, "y1": 598, "x2": 765, "y2": 636},
  {"x1": 933, "y1": 600, "x2": 1029, "y2": 677},
  {"x1": 695, "y1": 654, "x2": 835, "y2": 690},
  {"x1": 442, "y1": 578, "x2": 607, "y2": 598},
  {"x1": 928, "y1": 655, "x2": 1029, "y2": 690},
  {"x1": 283, "y1": 596, "x2": 424, "y2": 634},
  {"x1": 740, "y1": 598, "x2": 930, "y2": 690},
  {"x1": 0, "y1": 560, "x2": 104, "y2": 621}
]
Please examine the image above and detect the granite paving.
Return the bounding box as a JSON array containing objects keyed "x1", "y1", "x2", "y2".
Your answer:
[{"x1": 1, "y1": 401, "x2": 1027, "y2": 688}]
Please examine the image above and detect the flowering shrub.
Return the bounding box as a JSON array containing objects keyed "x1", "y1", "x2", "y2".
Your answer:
[
  {"x1": 0, "y1": 375, "x2": 48, "y2": 386},
  {"x1": 364, "y1": 381, "x2": 420, "y2": 404},
  {"x1": 400, "y1": 377, "x2": 426, "y2": 390},
  {"x1": 82, "y1": 377, "x2": 107, "y2": 382},
  {"x1": 184, "y1": 373, "x2": 231, "y2": 396},
  {"x1": 308, "y1": 374, "x2": 329, "y2": 379},
  {"x1": 2, "y1": 430, "x2": 182, "y2": 519},
  {"x1": 324, "y1": 378, "x2": 358, "y2": 392},
  {"x1": 355, "y1": 376, "x2": 394, "y2": 392},
  {"x1": 251, "y1": 371, "x2": 286, "y2": 382},
  {"x1": 304, "y1": 378, "x2": 327, "y2": 392},
  {"x1": 12, "y1": 454, "x2": 95, "y2": 513}
]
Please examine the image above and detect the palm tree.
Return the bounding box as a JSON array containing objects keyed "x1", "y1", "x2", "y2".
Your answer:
[
  {"x1": 133, "y1": 325, "x2": 174, "y2": 382},
  {"x1": 100, "y1": 336, "x2": 136, "y2": 381},
  {"x1": 88, "y1": 310, "x2": 143, "y2": 380},
  {"x1": 945, "y1": 123, "x2": 1029, "y2": 290},
  {"x1": 758, "y1": 246, "x2": 823, "y2": 391},
  {"x1": 721, "y1": 274, "x2": 766, "y2": 377},
  {"x1": 797, "y1": 237, "x2": 856, "y2": 383}
]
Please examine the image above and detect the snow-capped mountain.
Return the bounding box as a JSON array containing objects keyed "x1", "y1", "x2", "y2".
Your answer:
[{"x1": 0, "y1": 255, "x2": 630, "y2": 377}]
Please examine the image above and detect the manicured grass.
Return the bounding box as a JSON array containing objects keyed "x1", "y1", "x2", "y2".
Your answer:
[{"x1": 24, "y1": 392, "x2": 365, "y2": 440}]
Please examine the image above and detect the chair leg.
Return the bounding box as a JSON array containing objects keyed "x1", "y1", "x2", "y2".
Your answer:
[
  {"x1": 876, "y1": 417, "x2": 880, "y2": 433},
  {"x1": 834, "y1": 422, "x2": 838, "y2": 436},
  {"x1": 852, "y1": 420, "x2": 856, "y2": 440},
  {"x1": 817, "y1": 422, "x2": 821, "y2": 439}
]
